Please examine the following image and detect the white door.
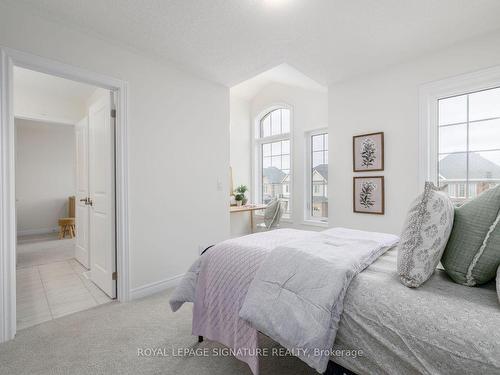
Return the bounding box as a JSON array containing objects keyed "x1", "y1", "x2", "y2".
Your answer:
[
  {"x1": 75, "y1": 117, "x2": 90, "y2": 269},
  {"x1": 89, "y1": 93, "x2": 116, "y2": 298}
]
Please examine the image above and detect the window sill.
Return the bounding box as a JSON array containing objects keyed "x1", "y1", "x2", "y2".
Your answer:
[{"x1": 302, "y1": 220, "x2": 329, "y2": 228}]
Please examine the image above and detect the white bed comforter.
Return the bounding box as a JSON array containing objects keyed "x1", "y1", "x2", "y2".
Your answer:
[
  {"x1": 169, "y1": 227, "x2": 399, "y2": 374},
  {"x1": 239, "y1": 227, "x2": 399, "y2": 373}
]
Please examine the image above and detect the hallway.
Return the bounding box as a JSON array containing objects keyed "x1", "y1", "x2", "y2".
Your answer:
[{"x1": 17, "y1": 234, "x2": 111, "y2": 330}]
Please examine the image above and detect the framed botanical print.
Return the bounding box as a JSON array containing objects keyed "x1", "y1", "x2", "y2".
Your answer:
[
  {"x1": 353, "y1": 176, "x2": 385, "y2": 214},
  {"x1": 353, "y1": 132, "x2": 384, "y2": 172}
]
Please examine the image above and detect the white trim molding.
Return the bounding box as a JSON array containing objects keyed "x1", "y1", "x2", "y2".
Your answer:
[
  {"x1": 0, "y1": 47, "x2": 16, "y2": 345},
  {"x1": 14, "y1": 113, "x2": 75, "y2": 127},
  {"x1": 419, "y1": 64, "x2": 500, "y2": 189},
  {"x1": 129, "y1": 274, "x2": 185, "y2": 301},
  {"x1": 0, "y1": 46, "x2": 131, "y2": 343}
]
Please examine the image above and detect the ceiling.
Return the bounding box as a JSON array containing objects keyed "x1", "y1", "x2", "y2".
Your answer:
[
  {"x1": 14, "y1": 67, "x2": 98, "y2": 124},
  {"x1": 231, "y1": 63, "x2": 326, "y2": 100},
  {"x1": 14, "y1": 67, "x2": 97, "y2": 103},
  {"x1": 6, "y1": 0, "x2": 500, "y2": 87}
]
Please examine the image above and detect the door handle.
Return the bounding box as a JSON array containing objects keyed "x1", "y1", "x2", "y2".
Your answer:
[{"x1": 80, "y1": 197, "x2": 93, "y2": 206}]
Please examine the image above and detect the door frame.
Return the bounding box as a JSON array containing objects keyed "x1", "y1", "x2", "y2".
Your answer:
[{"x1": 0, "y1": 46, "x2": 131, "y2": 343}]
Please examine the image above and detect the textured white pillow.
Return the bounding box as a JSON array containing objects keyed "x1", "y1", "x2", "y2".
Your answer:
[{"x1": 397, "y1": 182, "x2": 455, "y2": 288}]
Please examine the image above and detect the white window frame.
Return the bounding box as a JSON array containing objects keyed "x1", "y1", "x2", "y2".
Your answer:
[
  {"x1": 252, "y1": 104, "x2": 293, "y2": 219},
  {"x1": 304, "y1": 128, "x2": 329, "y2": 226},
  {"x1": 419, "y1": 65, "x2": 500, "y2": 189}
]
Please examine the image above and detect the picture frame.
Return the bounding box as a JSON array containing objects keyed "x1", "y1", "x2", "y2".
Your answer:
[
  {"x1": 353, "y1": 176, "x2": 385, "y2": 215},
  {"x1": 352, "y1": 132, "x2": 384, "y2": 172}
]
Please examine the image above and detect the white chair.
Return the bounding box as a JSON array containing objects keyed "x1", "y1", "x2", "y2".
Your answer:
[{"x1": 256, "y1": 198, "x2": 284, "y2": 231}]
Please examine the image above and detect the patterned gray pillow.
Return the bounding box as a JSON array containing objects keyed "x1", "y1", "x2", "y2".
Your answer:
[
  {"x1": 397, "y1": 182, "x2": 455, "y2": 288},
  {"x1": 441, "y1": 184, "x2": 500, "y2": 286}
]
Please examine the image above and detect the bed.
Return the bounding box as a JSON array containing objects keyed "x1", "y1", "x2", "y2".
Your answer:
[
  {"x1": 171, "y1": 229, "x2": 500, "y2": 375},
  {"x1": 332, "y1": 248, "x2": 500, "y2": 375}
]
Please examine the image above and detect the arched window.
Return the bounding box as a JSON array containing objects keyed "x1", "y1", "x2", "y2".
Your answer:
[
  {"x1": 255, "y1": 107, "x2": 291, "y2": 216},
  {"x1": 259, "y1": 108, "x2": 290, "y2": 137}
]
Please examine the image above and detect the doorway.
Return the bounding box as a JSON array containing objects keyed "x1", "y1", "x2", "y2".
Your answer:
[
  {"x1": 0, "y1": 47, "x2": 130, "y2": 342},
  {"x1": 14, "y1": 67, "x2": 117, "y2": 329}
]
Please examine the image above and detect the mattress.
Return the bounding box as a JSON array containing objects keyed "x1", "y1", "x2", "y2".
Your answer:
[{"x1": 332, "y1": 248, "x2": 500, "y2": 375}]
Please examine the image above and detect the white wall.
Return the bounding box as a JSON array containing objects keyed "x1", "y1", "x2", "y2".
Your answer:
[
  {"x1": 328, "y1": 30, "x2": 500, "y2": 235},
  {"x1": 14, "y1": 82, "x2": 87, "y2": 125},
  {"x1": 0, "y1": 4, "x2": 230, "y2": 291},
  {"x1": 230, "y1": 82, "x2": 328, "y2": 235},
  {"x1": 15, "y1": 119, "x2": 76, "y2": 235},
  {"x1": 86, "y1": 88, "x2": 109, "y2": 110},
  {"x1": 229, "y1": 96, "x2": 251, "y2": 237}
]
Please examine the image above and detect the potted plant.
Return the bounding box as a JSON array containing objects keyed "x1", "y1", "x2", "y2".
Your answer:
[
  {"x1": 234, "y1": 185, "x2": 248, "y2": 206},
  {"x1": 235, "y1": 193, "x2": 244, "y2": 206}
]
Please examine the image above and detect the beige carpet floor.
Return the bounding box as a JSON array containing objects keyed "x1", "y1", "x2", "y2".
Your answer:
[{"x1": 0, "y1": 289, "x2": 316, "y2": 375}]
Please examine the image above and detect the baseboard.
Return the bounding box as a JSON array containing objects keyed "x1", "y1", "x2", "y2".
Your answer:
[
  {"x1": 129, "y1": 274, "x2": 185, "y2": 300},
  {"x1": 17, "y1": 227, "x2": 58, "y2": 237}
]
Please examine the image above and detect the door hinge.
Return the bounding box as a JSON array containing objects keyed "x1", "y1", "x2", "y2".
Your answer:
[
  {"x1": 110, "y1": 109, "x2": 116, "y2": 118},
  {"x1": 112, "y1": 272, "x2": 117, "y2": 280}
]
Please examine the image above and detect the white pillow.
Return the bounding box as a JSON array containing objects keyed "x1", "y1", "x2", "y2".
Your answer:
[{"x1": 397, "y1": 182, "x2": 455, "y2": 288}]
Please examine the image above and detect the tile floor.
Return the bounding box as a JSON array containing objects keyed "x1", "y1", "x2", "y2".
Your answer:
[
  {"x1": 16, "y1": 234, "x2": 112, "y2": 330},
  {"x1": 17, "y1": 233, "x2": 76, "y2": 267}
]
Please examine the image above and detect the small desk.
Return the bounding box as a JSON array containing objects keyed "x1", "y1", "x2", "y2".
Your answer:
[{"x1": 230, "y1": 204, "x2": 267, "y2": 233}]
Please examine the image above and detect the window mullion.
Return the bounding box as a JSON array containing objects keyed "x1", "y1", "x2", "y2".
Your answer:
[
  {"x1": 279, "y1": 109, "x2": 283, "y2": 134},
  {"x1": 466, "y1": 94, "x2": 470, "y2": 199},
  {"x1": 308, "y1": 135, "x2": 314, "y2": 218}
]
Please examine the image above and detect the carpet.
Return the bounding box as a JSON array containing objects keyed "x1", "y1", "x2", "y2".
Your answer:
[{"x1": 0, "y1": 289, "x2": 316, "y2": 375}]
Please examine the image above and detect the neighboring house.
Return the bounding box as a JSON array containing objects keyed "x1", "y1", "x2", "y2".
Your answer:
[
  {"x1": 281, "y1": 175, "x2": 290, "y2": 197},
  {"x1": 312, "y1": 164, "x2": 328, "y2": 218},
  {"x1": 262, "y1": 164, "x2": 328, "y2": 217},
  {"x1": 262, "y1": 166, "x2": 290, "y2": 213},
  {"x1": 262, "y1": 166, "x2": 286, "y2": 203},
  {"x1": 281, "y1": 174, "x2": 290, "y2": 212},
  {"x1": 439, "y1": 153, "x2": 500, "y2": 200}
]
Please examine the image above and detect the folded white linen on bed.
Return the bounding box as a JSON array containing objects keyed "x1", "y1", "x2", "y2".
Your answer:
[
  {"x1": 170, "y1": 228, "x2": 317, "y2": 375},
  {"x1": 169, "y1": 257, "x2": 201, "y2": 313},
  {"x1": 239, "y1": 227, "x2": 399, "y2": 373}
]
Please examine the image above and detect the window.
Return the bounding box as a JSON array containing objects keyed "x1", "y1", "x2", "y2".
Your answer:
[
  {"x1": 438, "y1": 86, "x2": 500, "y2": 202},
  {"x1": 256, "y1": 108, "x2": 291, "y2": 216},
  {"x1": 307, "y1": 131, "x2": 328, "y2": 221}
]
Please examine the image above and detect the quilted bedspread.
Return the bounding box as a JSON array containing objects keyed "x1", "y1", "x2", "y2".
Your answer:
[
  {"x1": 170, "y1": 229, "x2": 315, "y2": 374},
  {"x1": 239, "y1": 228, "x2": 399, "y2": 373},
  {"x1": 169, "y1": 228, "x2": 398, "y2": 374}
]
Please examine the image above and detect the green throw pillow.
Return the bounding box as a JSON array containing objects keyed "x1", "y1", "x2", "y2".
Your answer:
[{"x1": 441, "y1": 185, "x2": 500, "y2": 286}]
